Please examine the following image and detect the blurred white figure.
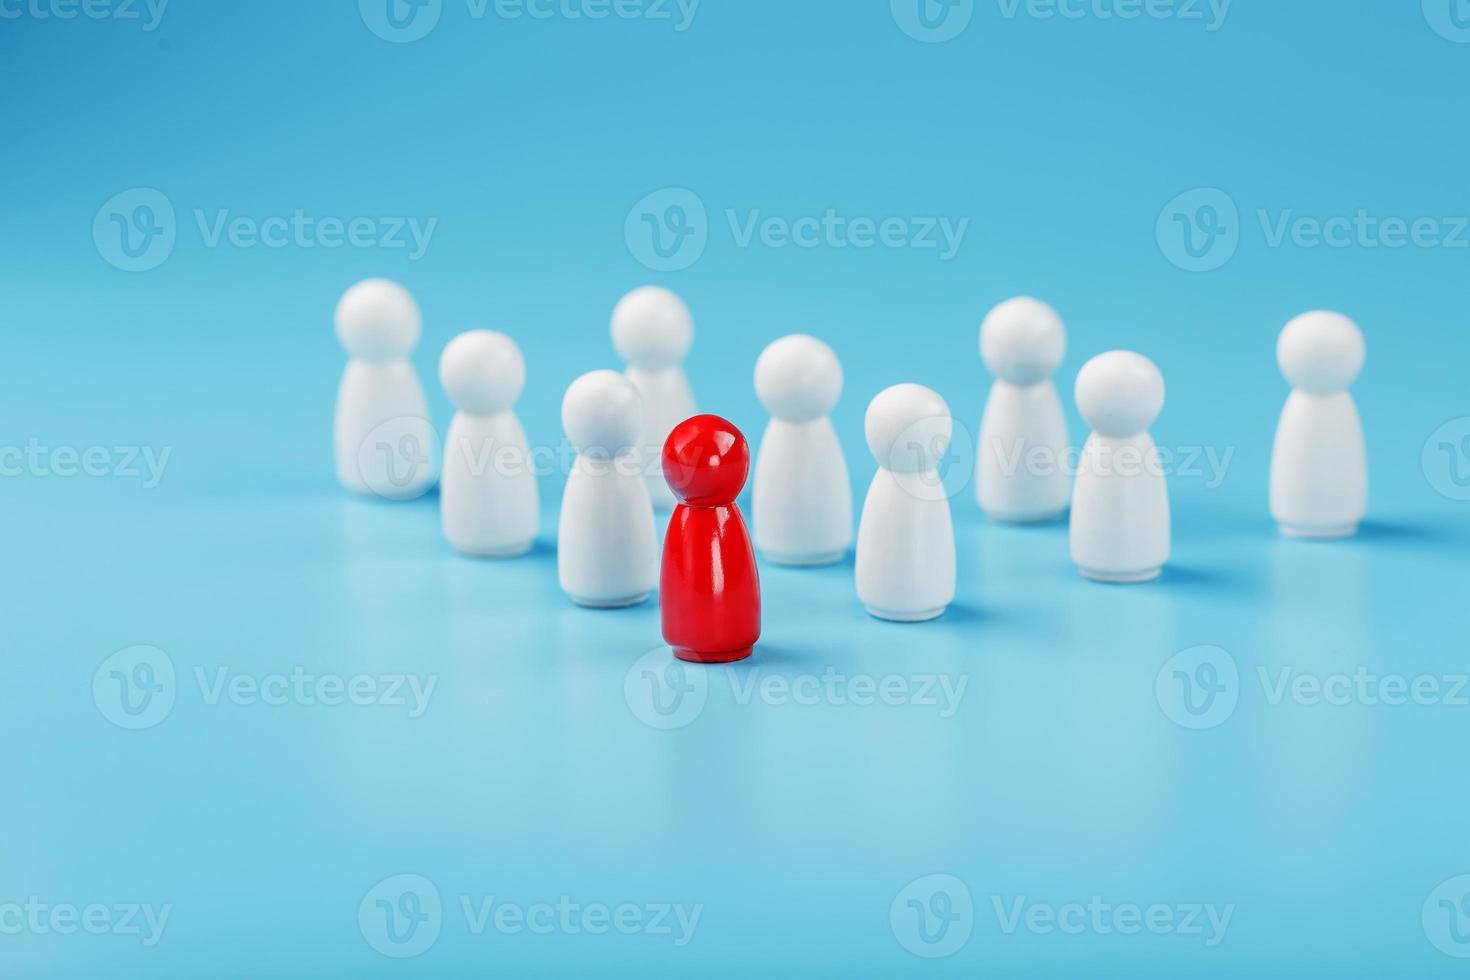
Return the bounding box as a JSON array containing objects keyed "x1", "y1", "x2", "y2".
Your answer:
[
  {"x1": 1070, "y1": 351, "x2": 1170, "y2": 583},
  {"x1": 752, "y1": 335, "x2": 853, "y2": 566},
  {"x1": 334, "y1": 279, "x2": 436, "y2": 499},
  {"x1": 439, "y1": 330, "x2": 539, "y2": 557},
  {"x1": 1270, "y1": 311, "x2": 1368, "y2": 539},
  {"x1": 855, "y1": 384, "x2": 957, "y2": 622},
  {"x1": 976, "y1": 297, "x2": 1071, "y2": 523},
  {"x1": 611, "y1": 286, "x2": 696, "y2": 509},
  {"x1": 557, "y1": 371, "x2": 658, "y2": 608}
]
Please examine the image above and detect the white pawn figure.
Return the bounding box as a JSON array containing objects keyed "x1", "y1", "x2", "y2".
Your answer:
[
  {"x1": 1070, "y1": 352, "x2": 1170, "y2": 583},
  {"x1": 439, "y1": 331, "x2": 539, "y2": 557},
  {"x1": 976, "y1": 298, "x2": 1072, "y2": 523},
  {"x1": 334, "y1": 279, "x2": 437, "y2": 499},
  {"x1": 752, "y1": 336, "x2": 853, "y2": 566},
  {"x1": 855, "y1": 384, "x2": 957, "y2": 622},
  {"x1": 611, "y1": 286, "x2": 696, "y2": 509},
  {"x1": 1270, "y1": 311, "x2": 1367, "y2": 539},
  {"x1": 557, "y1": 371, "x2": 659, "y2": 608}
]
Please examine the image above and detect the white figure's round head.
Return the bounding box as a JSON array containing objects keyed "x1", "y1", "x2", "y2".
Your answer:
[
  {"x1": 1277, "y1": 311, "x2": 1364, "y2": 395},
  {"x1": 562, "y1": 370, "x2": 643, "y2": 458},
  {"x1": 335, "y1": 278, "x2": 421, "y2": 361},
  {"x1": 980, "y1": 297, "x2": 1066, "y2": 386},
  {"x1": 1075, "y1": 351, "x2": 1165, "y2": 439},
  {"x1": 611, "y1": 286, "x2": 693, "y2": 372},
  {"x1": 439, "y1": 330, "x2": 525, "y2": 415},
  {"x1": 865, "y1": 383, "x2": 952, "y2": 475},
  {"x1": 755, "y1": 335, "x2": 843, "y2": 423}
]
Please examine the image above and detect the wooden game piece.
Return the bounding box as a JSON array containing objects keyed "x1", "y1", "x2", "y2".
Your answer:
[
  {"x1": 1070, "y1": 351, "x2": 1170, "y2": 583},
  {"x1": 855, "y1": 383, "x2": 957, "y2": 622},
  {"x1": 660, "y1": 415, "x2": 761, "y2": 663},
  {"x1": 976, "y1": 297, "x2": 1072, "y2": 524},
  {"x1": 752, "y1": 334, "x2": 853, "y2": 566},
  {"x1": 612, "y1": 286, "x2": 697, "y2": 511},
  {"x1": 558, "y1": 370, "x2": 658, "y2": 607},
  {"x1": 439, "y1": 330, "x2": 539, "y2": 557},
  {"x1": 1270, "y1": 312, "x2": 1368, "y2": 539},
  {"x1": 333, "y1": 278, "x2": 436, "y2": 499}
]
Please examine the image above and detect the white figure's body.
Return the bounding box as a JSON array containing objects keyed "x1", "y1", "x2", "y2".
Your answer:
[
  {"x1": 612, "y1": 286, "x2": 696, "y2": 509},
  {"x1": 855, "y1": 384, "x2": 956, "y2": 622},
  {"x1": 439, "y1": 331, "x2": 539, "y2": 557},
  {"x1": 976, "y1": 297, "x2": 1071, "y2": 523},
  {"x1": 557, "y1": 371, "x2": 659, "y2": 608},
  {"x1": 752, "y1": 335, "x2": 853, "y2": 566},
  {"x1": 333, "y1": 279, "x2": 436, "y2": 500},
  {"x1": 1269, "y1": 311, "x2": 1368, "y2": 539},
  {"x1": 1070, "y1": 351, "x2": 1170, "y2": 584}
]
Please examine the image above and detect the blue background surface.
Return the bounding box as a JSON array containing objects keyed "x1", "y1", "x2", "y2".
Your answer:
[{"x1": 4, "y1": 1, "x2": 1470, "y2": 976}]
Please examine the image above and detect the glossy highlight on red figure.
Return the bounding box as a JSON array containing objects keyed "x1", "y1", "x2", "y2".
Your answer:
[{"x1": 660, "y1": 415, "x2": 761, "y2": 664}]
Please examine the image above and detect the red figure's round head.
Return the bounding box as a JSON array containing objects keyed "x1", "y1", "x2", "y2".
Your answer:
[{"x1": 663, "y1": 415, "x2": 750, "y2": 506}]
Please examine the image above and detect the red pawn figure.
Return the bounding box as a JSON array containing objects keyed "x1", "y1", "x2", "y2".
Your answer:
[{"x1": 661, "y1": 415, "x2": 761, "y2": 664}]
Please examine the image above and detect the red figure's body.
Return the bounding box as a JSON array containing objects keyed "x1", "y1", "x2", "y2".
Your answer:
[{"x1": 661, "y1": 415, "x2": 761, "y2": 664}]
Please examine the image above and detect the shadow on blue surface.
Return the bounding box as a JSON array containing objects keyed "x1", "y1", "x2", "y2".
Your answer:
[
  {"x1": 1162, "y1": 563, "x2": 1257, "y2": 596},
  {"x1": 939, "y1": 601, "x2": 988, "y2": 626},
  {"x1": 525, "y1": 538, "x2": 559, "y2": 562},
  {"x1": 750, "y1": 643, "x2": 828, "y2": 668},
  {"x1": 1357, "y1": 518, "x2": 1467, "y2": 552}
]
